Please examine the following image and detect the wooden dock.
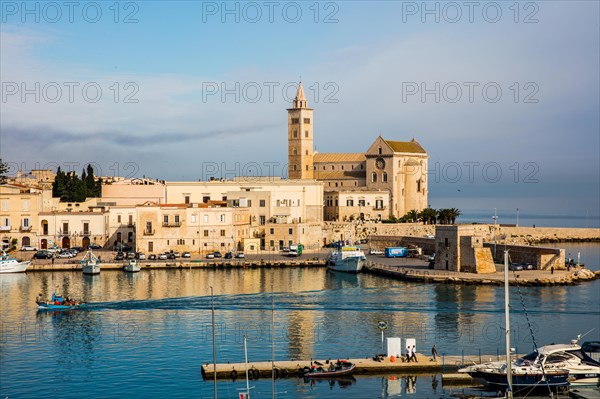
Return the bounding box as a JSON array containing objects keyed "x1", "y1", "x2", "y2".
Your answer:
[{"x1": 201, "y1": 354, "x2": 483, "y2": 380}]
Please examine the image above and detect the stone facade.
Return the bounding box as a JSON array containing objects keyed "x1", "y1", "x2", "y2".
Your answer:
[
  {"x1": 434, "y1": 225, "x2": 495, "y2": 274},
  {"x1": 285, "y1": 83, "x2": 429, "y2": 221}
]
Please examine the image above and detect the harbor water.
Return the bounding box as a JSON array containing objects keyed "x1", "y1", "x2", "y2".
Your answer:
[{"x1": 1, "y1": 243, "x2": 598, "y2": 398}]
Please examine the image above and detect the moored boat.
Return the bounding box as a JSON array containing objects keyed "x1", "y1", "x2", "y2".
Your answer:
[
  {"x1": 123, "y1": 259, "x2": 141, "y2": 273},
  {"x1": 1, "y1": 251, "x2": 31, "y2": 273},
  {"x1": 304, "y1": 360, "x2": 356, "y2": 378},
  {"x1": 326, "y1": 245, "x2": 366, "y2": 273},
  {"x1": 81, "y1": 250, "x2": 100, "y2": 275}
]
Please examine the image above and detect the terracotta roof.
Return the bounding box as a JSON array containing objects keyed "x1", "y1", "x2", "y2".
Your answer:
[
  {"x1": 384, "y1": 139, "x2": 426, "y2": 154},
  {"x1": 314, "y1": 153, "x2": 366, "y2": 163}
]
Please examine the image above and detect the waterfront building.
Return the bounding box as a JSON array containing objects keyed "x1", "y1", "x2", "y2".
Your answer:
[
  {"x1": 37, "y1": 207, "x2": 109, "y2": 249},
  {"x1": 135, "y1": 200, "x2": 251, "y2": 255},
  {"x1": 287, "y1": 83, "x2": 429, "y2": 220},
  {"x1": 0, "y1": 183, "x2": 48, "y2": 250}
]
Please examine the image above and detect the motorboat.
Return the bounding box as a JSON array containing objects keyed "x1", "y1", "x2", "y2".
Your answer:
[
  {"x1": 461, "y1": 339, "x2": 600, "y2": 388},
  {"x1": 36, "y1": 292, "x2": 84, "y2": 310},
  {"x1": 81, "y1": 250, "x2": 100, "y2": 275},
  {"x1": 326, "y1": 245, "x2": 366, "y2": 273},
  {"x1": 123, "y1": 259, "x2": 141, "y2": 273},
  {"x1": 303, "y1": 360, "x2": 356, "y2": 378},
  {"x1": 1, "y1": 251, "x2": 31, "y2": 273}
]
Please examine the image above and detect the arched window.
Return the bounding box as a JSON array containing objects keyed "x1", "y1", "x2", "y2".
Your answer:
[
  {"x1": 293, "y1": 148, "x2": 297, "y2": 155},
  {"x1": 371, "y1": 172, "x2": 377, "y2": 182},
  {"x1": 383, "y1": 172, "x2": 388, "y2": 182}
]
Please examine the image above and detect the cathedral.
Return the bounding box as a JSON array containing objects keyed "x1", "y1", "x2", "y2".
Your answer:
[{"x1": 287, "y1": 83, "x2": 429, "y2": 221}]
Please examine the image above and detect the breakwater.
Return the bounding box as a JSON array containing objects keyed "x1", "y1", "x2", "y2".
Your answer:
[{"x1": 365, "y1": 262, "x2": 600, "y2": 286}]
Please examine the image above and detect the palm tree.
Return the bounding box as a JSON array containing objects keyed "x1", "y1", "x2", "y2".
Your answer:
[
  {"x1": 420, "y1": 208, "x2": 437, "y2": 225},
  {"x1": 448, "y1": 208, "x2": 462, "y2": 224},
  {"x1": 405, "y1": 210, "x2": 419, "y2": 223}
]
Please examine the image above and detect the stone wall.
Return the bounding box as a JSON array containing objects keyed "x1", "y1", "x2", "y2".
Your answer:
[
  {"x1": 322, "y1": 222, "x2": 599, "y2": 246},
  {"x1": 483, "y1": 243, "x2": 565, "y2": 270}
]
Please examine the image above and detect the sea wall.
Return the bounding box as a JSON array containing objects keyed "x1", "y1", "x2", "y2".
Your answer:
[{"x1": 322, "y1": 222, "x2": 599, "y2": 246}]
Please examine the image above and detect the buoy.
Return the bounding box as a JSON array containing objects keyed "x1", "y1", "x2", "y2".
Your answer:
[{"x1": 390, "y1": 355, "x2": 396, "y2": 362}]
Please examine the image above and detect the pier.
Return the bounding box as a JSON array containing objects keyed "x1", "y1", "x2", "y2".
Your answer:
[{"x1": 201, "y1": 354, "x2": 490, "y2": 380}]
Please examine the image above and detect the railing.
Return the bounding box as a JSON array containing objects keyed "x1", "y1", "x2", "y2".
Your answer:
[
  {"x1": 162, "y1": 222, "x2": 181, "y2": 227},
  {"x1": 374, "y1": 206, "x2": 386, "y2": 210},
  {"x1": 0, "y1": 225, "x2": 11, "y2": 232},
  {"x1": 20, "y1": 226, "x2": 32, "y2": 231},
  {"x1": 82, "y1": 231, "x2": 91, "y2": 236},
  {"x1": 144, "y1": 230, "x2": 155, "y2": 235}
]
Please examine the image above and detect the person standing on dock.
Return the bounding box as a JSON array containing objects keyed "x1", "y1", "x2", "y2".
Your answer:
[
  {"x1": 410, "y1": 345, "x2": 418, "y2": 362},
  {"x1": 431, "y1": 344, "x2": 438, "y2": 361}
]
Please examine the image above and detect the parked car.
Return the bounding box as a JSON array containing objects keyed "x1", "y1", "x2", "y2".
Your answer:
[
  {"x1": 115, "y1": 252, "x2": 124, "y2": 261},
  {"x1": 113, "y1": 243, "x2": 132, "y2": 252},
  {"x1": 126, "y1": 252, "x2": 136, "y2": 259},
  {"x1": 369, "y1": 248, "x2": 384, "y2": 255},
  {"x1": 172, "y1": 251, "x2": 181, "y2": 258},
  {"x1": 57, "y1": 251, "x2": 73, "y2": 259},
  {"x1": 136, "y1": 252, "x2": 146, "y2": 260},
  {"x1": 166, "y1": 253, "x2": 176, "y2": 259},
  {"x1": 224, "y1": 252, "x2": 233, "y2": 259},
  {"x1": 46, "y1": 247, "x2": 60, "y2": 254},
  {"x1": 235, "y1": 252, "x2": 245, "y2": 259},
  {"x1": 428, "y1": 253, "x2": 436, "y2": 262},
  {"x1": 158, "y1": 253, "x2": 168, "y2": 260},
  {"x1": 21, "y1": 245, "x2": 38, "y2": 251},
  {"x1": 509, "y1": 263, "x2": 524, "y2": 271},
  {"x1": 206, "y1": 253, "x2": 215, "y2": 259},
  {"x1": 213, "y1": 251, "x2": 222, "y2": 258},
  {"x1": 88, "y1": 243, "x2": 102, "y2": 250},
  {"x1": 182, "y1": 252, "x2": 191, "y2": 258},
  {"x1": 34, "y1": 250, "x2": 53, "y2": 259},
  {"x1": 68, "y1": 248, "x2": 79, "y2": 256},
  {"x1": 148, "y1": 254, "x2": 157, "y2": 260}
]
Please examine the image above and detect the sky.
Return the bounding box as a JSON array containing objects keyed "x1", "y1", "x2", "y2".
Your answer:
[{"x1": 1, "y1": 0, "x2": 599, "y2": 219}]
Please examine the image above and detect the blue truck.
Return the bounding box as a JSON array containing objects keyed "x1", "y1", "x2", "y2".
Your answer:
[{"x1": 385, "y1": 247, "x2": 408, "y2": 258}]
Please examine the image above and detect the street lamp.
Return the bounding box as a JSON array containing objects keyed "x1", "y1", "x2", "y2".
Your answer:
[
  {"x1": 516, "y1": 208, "x2": 519, "y2": 227},
  {"x1": 492, "y1": 208, "x2": 498, "y2": 261}
]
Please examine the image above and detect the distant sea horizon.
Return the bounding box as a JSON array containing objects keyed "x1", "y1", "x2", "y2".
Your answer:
[{"x1": 457, "y1": 210, "x2": 600, "y2": 229}]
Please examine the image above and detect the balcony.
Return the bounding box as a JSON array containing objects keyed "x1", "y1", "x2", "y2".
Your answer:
[
  {"x1": 162, "y1": 222, "x2": 181, "y2": 227},
  {"x1": 20, "y1": 226, "x2": 32, "y2": 232},
  {"x1": 374, "y1": 206, "x2": 387, "y2": 210},
  {"x1": 143, "y1": 229, "x2": 155, "y2": 236},
  {"x1": 0, "y1": 225, "x2": 10, "y2": 232},
  {"x1": 82, "y1": 231, "x2": 91, "y2": 236}
]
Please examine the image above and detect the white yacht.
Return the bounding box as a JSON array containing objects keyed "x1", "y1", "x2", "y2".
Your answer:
[
  {"x1": 0, "y1": 251, "x2": 31, "y2": 273},
  {"x1": 460, "y1": 339, "x2": 600, "y2": 387},
  {"x1": 81, "y1": 250, "x2": 101, "y2": 275},
  {"x1": 326, "y1": 245, "x2": 366, "y2": 273}
]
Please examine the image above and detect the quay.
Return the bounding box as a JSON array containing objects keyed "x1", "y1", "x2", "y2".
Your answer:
[
  {"x1": 201, "y1": 354, "x2": 489, "y2": 380},
  {"x1": 25, "y1": 258, "x2": 327, "y2": 272}
]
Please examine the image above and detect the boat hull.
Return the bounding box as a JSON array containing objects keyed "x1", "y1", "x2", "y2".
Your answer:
[
  {"x1": 37, "y1": 303, "x2": 83, "y2": 310},
  {"x1": 82, "y1": 265, "x2": 100, "y2": 275},
  {"x1": 0, "y1": 260, "x2": 31, "y2": 273},
  {"x1": 327, "y1": 257, "x2": 364, "y2": 273},
  {"x1": 123, "y1": 265, "x2": 141, "y2": 273},
  {"x1": 466, "y1": 369, "x2": 570, "y2": 392},
  {"x1": 305, "y1": 364, "x2": 356, "y2": 378}
]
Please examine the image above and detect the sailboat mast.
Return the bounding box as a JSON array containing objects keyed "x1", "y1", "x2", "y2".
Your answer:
[
  {"x1": 271, "y1": 292, "x2": 275, "y2": 399},
  {"x1": 244, "y1": 334, "x2": 250, "y2": 399},
  {"x1": 211, "y1": 286, "x2": 218, "y2": 399},
  {"x1": 504, "y1": 251, "x2": 513, "y2": 397}
]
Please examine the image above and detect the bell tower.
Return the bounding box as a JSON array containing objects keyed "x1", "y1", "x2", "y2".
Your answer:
[{"x1": 287, "y1": 82, "x2": 314, "y2": 179}]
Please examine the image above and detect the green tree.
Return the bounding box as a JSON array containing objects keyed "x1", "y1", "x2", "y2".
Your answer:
[
  {"x1": 448, "y1": 208, "x2": 462, "y2": 224},
  {"x1": 0, "y1": 158, "x2": 8, "y2": 183},
  {"x1": 420, "y1": 208, "x2": 437, "y2": 225}
]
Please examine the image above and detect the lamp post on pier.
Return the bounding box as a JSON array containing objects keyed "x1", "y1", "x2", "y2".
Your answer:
[
  {"x1": 516, "y1": 208, "x2": 519, "y2": 227},
  {"x1": 492, "y1": 208, "x2": 498, "y2": 261}
]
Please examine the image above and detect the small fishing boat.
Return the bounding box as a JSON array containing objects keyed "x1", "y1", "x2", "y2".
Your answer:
[
  {"x1": 36, "y1": 292, "x2": 84, "y2": 310},
  {"x1": 123, "y1": 259, "x2": 141, "y2": 273},
  {"x1": 1, "y1": 251, "x2": 31, "y2": 273},
  {"x1": 81, "y1": 250, "x2": 100, "y2": 275},
  {"x1": 304, "y1": 361, "x2": 356, "y2": 378}
]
